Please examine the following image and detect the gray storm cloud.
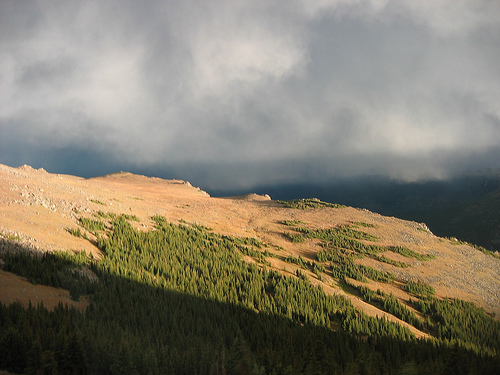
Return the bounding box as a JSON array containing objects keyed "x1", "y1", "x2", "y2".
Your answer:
[{"x1": 1, "y1": 0, "x2": 499, "y2": 188}]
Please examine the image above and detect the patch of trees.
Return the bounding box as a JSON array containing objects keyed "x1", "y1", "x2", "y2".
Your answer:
[
  {"x1": 372, "y1": 254, "x2": 410, "y2": 268},
  {"x1": 277, "y1": 198, "x2": 346, "y2": 209},
  {"x1": 404, "y1": 280, "x2": 436, "y2": 297},
  {"x1": 417, "y1": 297, "x2": 500, "y2": 356},
  {"x1": 390, "y1": 246, "x2": 435, "y2": 261},
  {"x1": 345, "y1": 281, "x2": 424, "y2": 331}
]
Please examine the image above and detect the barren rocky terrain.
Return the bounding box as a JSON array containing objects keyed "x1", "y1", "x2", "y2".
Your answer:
[{"x1": 1, "y1": 163, "x2": 499, "y2": 338}]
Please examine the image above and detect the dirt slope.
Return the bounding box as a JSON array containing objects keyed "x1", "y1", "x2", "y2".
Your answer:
[{"x1": 1, "y1": 163, "x2": 499, "y2": 338}]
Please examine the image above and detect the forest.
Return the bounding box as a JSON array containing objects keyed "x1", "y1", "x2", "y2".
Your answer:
[{"x1": 1, "y1": 212, "x2": 499, "y2": 374}]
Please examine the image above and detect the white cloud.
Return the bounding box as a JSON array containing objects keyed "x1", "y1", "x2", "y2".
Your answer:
[{"x1": 187, "y1": 22, "x2": 306, "y2": 100}]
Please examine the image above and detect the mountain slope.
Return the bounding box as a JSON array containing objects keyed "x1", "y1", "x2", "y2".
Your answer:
[
  {"x1": 221, "y1": 170, "x2": 500, "y2": 251},
  {"x1": 1, "y1": 163, "x2": 499, "y2": 318},
  {"x1": 1, "y1": 163, "x2": 500, "y2": 373}
]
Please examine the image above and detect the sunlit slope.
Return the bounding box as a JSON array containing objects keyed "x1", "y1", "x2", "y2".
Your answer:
[{"x1": 1, "y1": 163, "x2": 499, "y2": 319}]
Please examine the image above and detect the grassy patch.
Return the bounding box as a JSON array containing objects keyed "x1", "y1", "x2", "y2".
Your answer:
[{"x1": 302, "y1": 224, "x2": 396, "y2": 282}]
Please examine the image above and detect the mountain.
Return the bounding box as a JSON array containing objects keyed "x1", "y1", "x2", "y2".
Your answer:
[
  {"x1": 211, "y1": 169, "x2": 500, "y2": 251},
  {"x1": 1, "y1": 163, "x2": 499, "y2": 374}
]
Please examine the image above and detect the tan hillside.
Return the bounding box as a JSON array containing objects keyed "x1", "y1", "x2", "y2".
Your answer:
[{"x1": 1, "y1": 163, "x2": 499, "y2": 339}]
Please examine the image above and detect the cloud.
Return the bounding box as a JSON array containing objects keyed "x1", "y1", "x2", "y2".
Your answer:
[{"x1": 1, "y1": 0, "x2": 499, "y2": 189}]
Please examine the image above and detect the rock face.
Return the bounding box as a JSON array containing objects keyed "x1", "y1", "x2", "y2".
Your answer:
[{"x1": 0, "y1": 163, "x2": 499, "y2": 323}]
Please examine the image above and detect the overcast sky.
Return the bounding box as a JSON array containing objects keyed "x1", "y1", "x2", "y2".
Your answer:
[{"x1": 1, "y1": 0, "x2": 500, "y2": 190}]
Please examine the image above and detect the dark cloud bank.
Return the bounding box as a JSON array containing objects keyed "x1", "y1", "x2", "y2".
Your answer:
[{"x1": 1, "y1": 0, "x2": 500, "y2": 193}]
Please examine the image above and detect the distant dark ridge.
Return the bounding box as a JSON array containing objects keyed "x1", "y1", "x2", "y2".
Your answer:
[{"x1": 408, "y1": 187, "x2": 500, "y2": 252}]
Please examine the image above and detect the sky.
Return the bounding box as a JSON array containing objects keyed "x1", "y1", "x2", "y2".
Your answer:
[{"x1": 1, "y1": 0, "x2": 500, "y2": 191}]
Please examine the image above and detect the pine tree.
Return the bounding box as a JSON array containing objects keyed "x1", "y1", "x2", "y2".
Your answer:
[{"x1": 25, "y1": 341, "x2": 43, "y2": 375}]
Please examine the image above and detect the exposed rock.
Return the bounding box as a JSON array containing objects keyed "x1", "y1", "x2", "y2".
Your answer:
[{"x1": 233, "y1": 193, "x2": 272, "y2": 201}]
